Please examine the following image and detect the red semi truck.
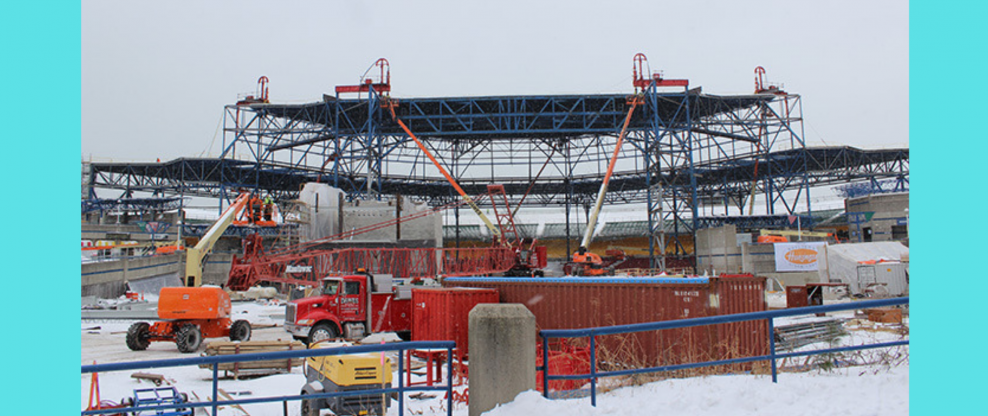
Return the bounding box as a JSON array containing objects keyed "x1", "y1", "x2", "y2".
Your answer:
[{"x1": 285, "y1": 271, "x2": 413, "y2": 344}]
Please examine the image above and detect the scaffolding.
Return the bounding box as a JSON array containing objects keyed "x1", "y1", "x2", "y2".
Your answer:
[{"x1": 86, "y1": 57, "x2": 909, "y2": 270}]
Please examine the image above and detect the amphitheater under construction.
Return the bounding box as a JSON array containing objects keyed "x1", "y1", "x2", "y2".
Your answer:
[
  {"x1": 82, "y1": 55, "x2": 908, "y2": 300},
  {"x1": 77, "y1": 52, "x2": 912, "y2": 416}
]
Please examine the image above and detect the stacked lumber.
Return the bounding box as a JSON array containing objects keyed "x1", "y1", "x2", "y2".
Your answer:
[{"x1": 198, "y1": 340, "x2": 306, "y2": 378}]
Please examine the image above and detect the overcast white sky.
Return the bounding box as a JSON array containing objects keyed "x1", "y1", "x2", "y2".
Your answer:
[{"x1": 82, "y1": 0, "x2": 908, "y2": 163}]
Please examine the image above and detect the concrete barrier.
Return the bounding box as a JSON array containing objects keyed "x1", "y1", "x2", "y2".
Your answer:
[
  {"x1": 81, "y1": 253, "x2": 183, "y2": 298},
  {"x1": 468, "y1": 304, "x2": 535, "y2": 416}
]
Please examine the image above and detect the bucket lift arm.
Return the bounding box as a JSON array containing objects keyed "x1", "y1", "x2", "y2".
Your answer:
[
  {"x1": 185, "y1": 192, "x2": 250, "y2": 287},
  {"x1": 579, "y1": 97, "x2": 640, "y2": 250},
  {"x1": 383, "y1": 99, "x2": 504, "y2": 243}
]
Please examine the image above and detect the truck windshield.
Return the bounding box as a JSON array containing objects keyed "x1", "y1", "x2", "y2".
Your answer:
[{"x1": 322, "y1": 280, "x2": 341, "y2": 296}]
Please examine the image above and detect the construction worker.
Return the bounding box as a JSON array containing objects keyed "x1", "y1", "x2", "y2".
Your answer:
[
  {"x1": 250, "y1": 195, "x2": 263, "y2": 224},
  {"x1": 263, "y1": 194, "x2": 274, "y2": 222}
]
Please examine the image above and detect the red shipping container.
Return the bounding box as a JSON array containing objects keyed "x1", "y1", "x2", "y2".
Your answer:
[
  {"x1": 786, "y1": 286, "x2": 808, "y2": 308},
  {"x1": 442, "y1": 277, "x2": 715, "y2": 368},
  {"x1": 444, "y1": 276, "x2": 768, "y2": 371},
  {"x1": 709, "y1": 276, "x2": 769, "y2": 367},
  {"x1": 412, "y1": 287, "x2": 499, "y2": 356}
]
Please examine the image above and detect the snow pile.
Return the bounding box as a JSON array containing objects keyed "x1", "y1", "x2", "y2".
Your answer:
[{"x1": 484, "y1": 366, "x2": 907, "y2": 416}]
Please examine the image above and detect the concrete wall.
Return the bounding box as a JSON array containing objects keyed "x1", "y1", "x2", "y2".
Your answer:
[
  {"x1": 696, "y1": 225, "x2": 744, "y2": 275},
  {"x1": 82, "y1": 250, "x2": 244, "y2": 297},
  {"x1": 202, "y1": 252, "x2": 237, "y2": 286},
  {"x1": 299, "y1": 183, "x2": 443, "y2": 247},
  {"x1": 695, "y1": 225, "x2": 833, "y2": 290},
  {"x1": 81, "y1": 253, "x2": 183, "y2": 298},
  {"x1": 82, "y1": 222, "x2": 179, "y2": 244},
  {"x1": 342, "y1": 198, "x2": 442, "y2": 247},
  {"x1": 297, "y1": 182, "x2": 346, "y2": 241},
  {"x1": 845, "y1": 192, "x2": 909, "y2": 243},
  {"x1": 742, "y1": 242, "x2": 830, "y2": 290}
]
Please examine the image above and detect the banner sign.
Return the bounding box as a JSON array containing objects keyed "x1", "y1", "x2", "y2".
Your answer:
[
  {"x1": 774, "y1": 242, "x2": 827, "y2": 272},
  {"x1": 138, "y1": 221, "x2": 171, "y2": 234}
]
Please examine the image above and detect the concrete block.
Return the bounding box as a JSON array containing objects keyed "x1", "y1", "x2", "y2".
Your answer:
[{"x1": 468, "y1": 304, "x2": 536, "y2": 416}]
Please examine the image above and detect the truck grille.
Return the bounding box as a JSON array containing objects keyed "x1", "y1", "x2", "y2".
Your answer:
[{"x1": 286, "y1": 303, "x2": 296, "y2": 324}]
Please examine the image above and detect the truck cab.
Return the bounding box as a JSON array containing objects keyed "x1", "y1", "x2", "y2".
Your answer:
[{"x1": 285, "y1": 273, "x2": 412, "y2": 344}]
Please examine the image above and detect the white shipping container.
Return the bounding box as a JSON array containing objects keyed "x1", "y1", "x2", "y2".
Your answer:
[{"x1": 856, "y1": 263, "x2": 908, "y2": 296}]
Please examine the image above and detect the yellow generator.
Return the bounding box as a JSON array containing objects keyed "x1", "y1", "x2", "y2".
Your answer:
[{"x1": 301, "y1": 345, "x2": 393, "y2": 416}]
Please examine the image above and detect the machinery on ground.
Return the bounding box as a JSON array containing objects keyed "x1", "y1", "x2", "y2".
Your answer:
[
  {"x1": 300, "y1": 343, "x2": 393, "y2": 416},
  {"x1": 126, "y1": 286, "x2": 251, "y2": 353},
  {"x1": 285, "y1": 270, "x2": 412, "y2": 344},
  {"x1": 127, "y1": 192, "x2": 262, "y2": 353},
  {"x1": 120, "y1": 386, "x2": 193, "y2": 416}
]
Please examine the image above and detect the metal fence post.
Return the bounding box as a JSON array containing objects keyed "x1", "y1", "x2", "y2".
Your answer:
[
  {"x1": 399, "y1": 348, "x2": 405, "y2": 416},
  {"x1": 447, "y1": 345, "x2": 453, "y2": 416},
  {"x1": 590, "y1": 334, "x2": 597, "y2": 407},
  {"x1": 212, "y1": 363, "x2": 219, "y2": 415},
  {"x1": 768, "y1": 317, "x2": 777, "y2": 383},
  {"x1": 541, "y1": 333, "x2": 549, "y2": 397}
]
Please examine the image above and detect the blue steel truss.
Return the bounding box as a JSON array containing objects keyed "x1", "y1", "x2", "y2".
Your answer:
[
  {"x1": 834, "y1": 177, "x2": 909, "y2": 198},
  {"x1": 82, "y1": 197, "x2": 182, "y2": 214},
  {"x1": 87, "y1": 78, "x2": 908, "y2": 268}
]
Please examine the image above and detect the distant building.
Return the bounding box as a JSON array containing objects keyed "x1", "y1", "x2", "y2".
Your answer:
[{"x1": 844, "y1": 192, "x2": 909, "y2": 244}]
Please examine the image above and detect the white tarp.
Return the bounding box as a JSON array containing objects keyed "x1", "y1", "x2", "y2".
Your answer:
[
  {"x1": 826, "y1": 242, "x2": 909, "y2": 293},
  {"x1": 774, "y1": 242, "x2": 827, "y2": 272}
]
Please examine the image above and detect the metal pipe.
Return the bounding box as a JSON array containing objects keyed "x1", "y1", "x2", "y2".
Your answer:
[
  {"x1": 212, "y1": 363, "x2": 219, "y2": 415},
  {"x1": 446, "y1": 345, "x2": 453, "y2": 415},
  {"x1": 399, "y1": 348, "x2": 405, "y2": 416},
  {"x1": 590, "y1": 334, "x2": 597, "y2": 407},
  {"x1": 539, "y1": 297, "x2": 908, "y2": 338},
  {"x1": 541, "y1": 333, "x2": 550, "y2": 397},
  {"x1": 769, "y1": 318, "x2": 778, "y2": 383}
]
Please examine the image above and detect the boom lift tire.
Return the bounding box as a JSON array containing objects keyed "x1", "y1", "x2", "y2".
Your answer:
[
  {"x1": 308, "y1": 322, "x2": 339, "y2": 345},
  {"x1": 175, "y1": 324, "x2": 203, "y2": 353},
  {"x1": 229, "y1": 320, "x2": 252, "y2": 342},
  {"x1": 126, "y1": 322, "x2": 151, "y2": 351}
]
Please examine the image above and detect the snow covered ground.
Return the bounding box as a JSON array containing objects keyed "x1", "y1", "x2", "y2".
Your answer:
[
  {"x1": 82, "y1": 296, "x2": 908, "y2": 415},
  {"x1": 486, "y1": 366, "x2": 907, "y2": 416}
]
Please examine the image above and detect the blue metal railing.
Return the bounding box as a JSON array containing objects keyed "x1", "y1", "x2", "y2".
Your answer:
[
  {"x1": 539, "y1": 297, "x2": 909, "y2": 406},
  {"x1": 82, "y1": 341, "x2": 456, "y2": 416}
]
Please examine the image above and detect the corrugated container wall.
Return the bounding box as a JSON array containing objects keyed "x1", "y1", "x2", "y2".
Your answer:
[
  {"x1": 411, "y1": 287, "x2": 499, "y2": 356},
  {"x1": 443, "y1": 277, "x2": 713, "y2": 368},
  {"x1": 444, "y1": 276, "x2": 767, "y2": 370},
  {"x1": 709, "y1": 275, "x2": 769, "y2": 364}
]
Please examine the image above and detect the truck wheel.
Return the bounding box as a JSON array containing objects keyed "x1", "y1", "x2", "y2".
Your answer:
[
  {"x1": 230, "y1": 320, "x2": 252, "y2": 342},
  {"x1": 126, "y1": 322, "x2": 151, "y2": 351},
  {"x1": 308, "y1": 323, "x2": 338, "y2": 345},
  {"x1": 175, "y1": 324, "x2": 203, "y2": 353}
]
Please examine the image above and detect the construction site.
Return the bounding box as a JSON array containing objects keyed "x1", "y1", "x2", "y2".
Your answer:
[{"x1": 81, "y1": 54, "x2": 909, "y2": 416}]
